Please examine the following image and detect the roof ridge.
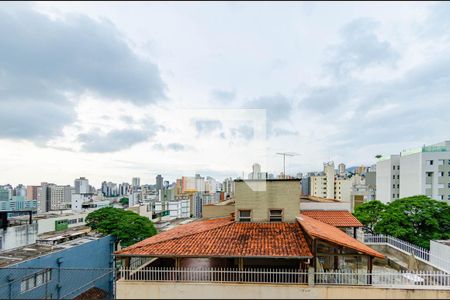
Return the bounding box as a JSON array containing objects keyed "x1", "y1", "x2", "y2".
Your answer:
[{"x1": 116, "y1": 218, "x2": 234, "y2": 254}]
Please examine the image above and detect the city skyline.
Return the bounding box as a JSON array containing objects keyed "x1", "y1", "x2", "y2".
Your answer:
[{"x1": 2, "y1": 2, "x2": 450, "y2": 186}]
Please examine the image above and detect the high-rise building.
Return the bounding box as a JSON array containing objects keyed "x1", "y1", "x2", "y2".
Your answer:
[
  {"x1": 74, "y1": 177, "x2": 89, "y2": 194},
  {"x1": 156, "y1": 175, "x2": 163, "y2": 192},
  {"x1": 376, "y1": 141, "x2": 450, "y2": 204},
  {"x1": 132, "y1": 177, "x2": 140, "y2": 187},
  {"x1": 48, "y1": 185, "x2": 72, "y2": 211},
  {"x1": 338, "y1": 163, "x2": 346, "y2": 177},
  {"x1": 0, "y1": 188, "x2": 9, "y2": 202},
  {"x1": 26, "y1": 186, "x2": 39, "y2": 201}
]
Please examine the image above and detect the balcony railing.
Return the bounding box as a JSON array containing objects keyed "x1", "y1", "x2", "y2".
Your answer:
[
  {"x1": 118, "y1": 267, "x2": 450, "y2": 287},
  {"x1": 364, "y1": 233, "x2": 450, "y2": 273},
  {"x1": 119, "y1": 267, "x2": 308, "y2": 284}
]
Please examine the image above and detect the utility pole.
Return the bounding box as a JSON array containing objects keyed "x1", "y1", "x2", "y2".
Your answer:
[{"x1": 276, "y1": 152, "x2": 299, "y2": 179}]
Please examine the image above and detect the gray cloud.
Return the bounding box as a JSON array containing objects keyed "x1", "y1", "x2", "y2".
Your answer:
[
  {"x1": 230, "y1": 125, "x2": 254, "y2": 140},
  {"x1": 78, "y1": 128, "x2": 155, "y2": 153},
  {"x1": 152, "y1": 143, "x2": 188, "y2": 152},
  {"x1": 299, "y1": 85, "x2": 350, "y2": 113},
  {"x1": 211, "y1": 89, "x2": 236, "y2": 103},
  {"x1": 194, "y1": 120, "x2": 223, "y2": 135},
  {"x1": 273, "y1": 128, "x2": 298, "y2": 136},
  {"x1": 244, "y1": 94, "x2": 293, "y2": 124},
  {"x1": 325, "y1": 18, "x2": 399, "y2": 79},
  {"x1": 0, "y1": 7, "x2": 165, "y2": 143}
]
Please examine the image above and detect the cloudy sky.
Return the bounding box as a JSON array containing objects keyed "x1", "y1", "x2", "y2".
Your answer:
[{"x1": 1, "y1": 1, "x2": 450, "y2": 187}]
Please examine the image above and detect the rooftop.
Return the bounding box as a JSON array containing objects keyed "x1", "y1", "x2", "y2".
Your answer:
[
  {"x1": 300, "y1": 195, "x2": 341, "y2": 203},
  {"x1": 116, "y1": 217, "x2": 313, "y2": 258},
  {"x1": 0, "y1": 227, "x2": 103, "y2": 267},
  {"x1": 297, "y1": 214, "x2": 384, "y2": 259},
  {"x1": 301, "y1": 210, "x2": 363, "y2": 227}
]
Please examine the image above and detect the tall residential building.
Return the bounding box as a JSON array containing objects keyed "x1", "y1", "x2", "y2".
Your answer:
[
  {"x1": 376, "y1": 141, "x2": 450, "y2": 204},
  {"x1": 309, "y1": 161, "x2": 357, "y2": 206},
  {"x1": 0, "y1": 188, "x2": 9, "y2": 202},
  {"x1": 156, "y1": 175, "x2": 163, "y2": 192},
  {"x1": 376, "y1": 154, "x2": 400, "y2": 203},
  {"x1": 26, "y1": 186, "x2": 39, "y2": 201},
  {"x1": 132, "y1": 177, "x2": 140, "y2": 187},
  {"x1": 49, "y1": 185, "x2": 72, "y2": 211},
  {"x1": 37, "y1": 182, "x2": 49, "y2": 213},
  {"x1": 74, "y1": 177, "x2": 89, "y2": 194},
  {"x1": 338, "y1": 163, "x2": 346, "y2": 177}
]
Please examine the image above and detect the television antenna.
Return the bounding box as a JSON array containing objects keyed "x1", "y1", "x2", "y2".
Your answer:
[{"x1": 276, "y1": 152, "x2": 300, "y2": 179}]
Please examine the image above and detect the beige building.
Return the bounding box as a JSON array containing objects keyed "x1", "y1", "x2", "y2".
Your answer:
[
  {"x1": 310, "y1": 161, "x2": 359, "y2": 206},
  {"x1": 234, "y1": 179, "x2": 300, "y2": 223}
]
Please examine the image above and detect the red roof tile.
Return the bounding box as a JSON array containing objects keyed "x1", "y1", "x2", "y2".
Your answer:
[
  {"x1": 301, "y1": 210, "x2": 363, "y2": 227},
  {"x1": 297, "y1": 214, "x2": 384, "y2": 259},
  {"x1": 116, "y1": 218, "x2": 313, "y2": 258}
]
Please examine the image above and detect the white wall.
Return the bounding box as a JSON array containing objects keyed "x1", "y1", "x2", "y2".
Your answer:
[
  {"x1": 376, "y1": 155, "x2": 400, "y2": 203},
  {"x1": 399, "y1": 153, "x2": 423, "y2": 198},
  {"x1": 37, "y1": 213, "x2": 88, "y2": 235},
  {"x1": 0, "y1": 223, "x2": 37, "y2": 251}
]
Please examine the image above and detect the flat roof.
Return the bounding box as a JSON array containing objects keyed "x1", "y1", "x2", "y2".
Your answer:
[
  {"x1": 234, "y1": 179, "x2": 301, "y2": 182},
  {"x1": 0, "y1": 228, "x2": 103, "y2": 267}
]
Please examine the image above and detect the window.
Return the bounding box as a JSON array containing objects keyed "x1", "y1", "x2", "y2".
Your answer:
[
  {"x1": 78, "y1": 218, "x2": 83, "y2": 223},
  {"x1": 393, "y1": 184, "x2": 395, "y2": 188},
  {"x1": 238, "y1": 210, "x2": 251, "y2": 222},
  {"x1": 21, "y1": 269, "x2": 52, "y2": 293},
  {"x1": 448, "y1": 172, "x2": 450, "y2": 177},
  {"x1": 393, "y1": 166, "x2": 395, "y2": 170},
  {"x1": 397, "y1": 194, "x2": 399, "y2": 198},
  {"x1": 269, "y1": 209, "x2": 283, "y2": 222},
  {"x1": 428, "y1": 160, "x2": 434, "y2": 166},
  {"x1": 448, "y1": 183, "x2": 450, "y2": 188},
  {"x1": 440, "y1": 195, "x2": 444, "y2": 200},
  {"x1": 393, "y1": 175, "x2": 395, "y2": 179},
  {"x1": 393, "y1": 194, "x2": 396, "y2": 198},
  {"x1": 448, "y1": 160, "x2": 450, "y2": 165},
  {"x1": 439, "y1": 172, "x2": 444, "y2": 177},
  {"x1": 397, "y1": 166, "x2": 400, "y2": 170},
  {"x1": 448, "y1": 195, "x2": 450, "y2": 201},
  {"x1": 397, "y1": 184, "x2": 400, "y2": 188},
  {"x1": 397, "y1": 175, "x2": 400, "y2": 179},
  {"x1": 68, "y1": 219, "x2": 77, "y2": 224},
  {"x1": 426, "y1": 172, "x2": 433, "y2": 177}
]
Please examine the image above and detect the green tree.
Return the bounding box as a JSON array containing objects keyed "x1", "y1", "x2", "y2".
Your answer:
[
  {"x1": 85, "y1": 207, "x2": 157, "y2": 247},
  {"x1": 375, "y1": 195, "x2": 450, "y2": 249},
  {"x1": 119, "y1": 197, "x2": 129, "y2": 206},
  {"x1": 353, "y1": 200, "x2": 387, "y2": 234}
]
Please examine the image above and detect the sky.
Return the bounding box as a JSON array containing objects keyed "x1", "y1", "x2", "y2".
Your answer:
[{"x1": 1, "y1": 1, "x2": 450, "y2": 187}]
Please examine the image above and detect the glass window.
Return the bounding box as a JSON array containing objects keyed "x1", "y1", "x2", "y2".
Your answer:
[
  {"x1": 448, "y1": 172, "x2": 450, "y2": 177},
  {"x1": 429, "y1": 160, "x2": 434, "y2": 165},
  {"x1": 397, "y1": 184, "x2": 400, "y2": 188},
  {"x1": 397, "y1": 175, "x2": 400, "y2": 179},
  {"x1": 393, "y1": 194, "x2": 395, "y2": 198},
  {"x1": 393, "y1": 184, "x2": 395, "y2": 188},
  {"x1": 397, "y1": 166, "x2": 400, "y2": 170},
  {"x1": 439, "y1": 172, "x2": 444, "y2": 177},
  {"x1": 393, "y1": 166, "x2": 395, "y2": 170},
  {"x1": 448, "y1": 183, "x2": 450, "y2": 188},
  {"x1": 448, "y1": 195, "x2": 450, "y2": 200},
  {"x1": 269, "y1": 209, "x2": 283, "y2": 222},
  {"x1": 393, "y1": 175, "x2": 395, "y2": 179},
  {"x1": 239, "y1": 210, "x2": 251, "y2": 222}
]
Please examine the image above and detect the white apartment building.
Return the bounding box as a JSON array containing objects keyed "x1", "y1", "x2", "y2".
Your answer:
[
  {"x1": 376, "y1": 154, "x2": 400, "y2": 203},
  {"x1": 376, "y1": 141, "x2": 450, "y2": 204}
]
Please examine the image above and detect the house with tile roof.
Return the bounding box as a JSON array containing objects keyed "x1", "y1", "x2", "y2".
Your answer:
[{"x1": 115, "y1": 180, "x2": 383, "y2": 276}]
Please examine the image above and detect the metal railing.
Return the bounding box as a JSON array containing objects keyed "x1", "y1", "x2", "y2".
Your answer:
[
  {"x1": 316, "y1": 269, "x2": 450, "y2": 287},
  {"x1": 364, "y1": 234, "x2": 430, "y2": 261},
  {"x1": 119, "y1": 267, "x2": 308, "y2": 284},
  {"x1": 118, "y1": 267, "x2": 450, "y2": 287}
]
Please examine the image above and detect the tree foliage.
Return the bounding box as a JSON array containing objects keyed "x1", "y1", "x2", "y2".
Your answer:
[
  {"x1": 85, "y1": 207, "x2": 157, "y2": 247},
  {"x1": 119, "y1": 197, "x2": 129, "y2": 206},
  {"x1": 354, "y1": 196, "x2": 450, "y2": 249},
  {"x1": 353, "y1": 200, "x2": 387, "y2": 234}
]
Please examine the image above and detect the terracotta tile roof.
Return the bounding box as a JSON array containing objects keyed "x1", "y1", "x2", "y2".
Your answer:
[
  {"x1": 74, "y1": 287, "x2": 108, "y2": 300},
  {"x1": 297, "y1": 214, "x2": 384, "y2": 259},
  {"x1": 301, "y1": 210, "x2": 363, "y2": 227},
  {"x1": 116, "y1": 218, "x2": 313, "y2": 258}
]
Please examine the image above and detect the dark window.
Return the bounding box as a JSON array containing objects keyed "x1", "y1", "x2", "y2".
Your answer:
[
  {"x1": 269, "y1": 209, "x2": 283, "y2": 222},
  {"x1": 430, "y1": 160, "x2": 434, "y2": 165},
  {"x1": 393, "y1": 166, "x2": 395, "y2": 170},
  {"x1": 239, "y1": 210, "x2": 251, "y2": 222}
]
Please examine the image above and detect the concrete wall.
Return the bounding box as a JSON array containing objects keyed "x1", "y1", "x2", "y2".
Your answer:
[
  {"x1": 234, "y1": 180, "x2": 300, "y2": 222},
  {"x1": 202, "y1": 204, "x2": 235, "y2": 219},
  {"x1": 300, "y1": 201, "x2": 351, "y2": 212},
  {"x1": 0, "y1": 223, "x2": 37, "y2": 251},
  {"x1": 399, "y1": 152, "x2": 423, "y2": 198},
  {"x1": 117, "y1": 281, "x2": 450, "y2": 299},
  {"x1": 0, "y1": 235, "x2": 114, "y2": 299}
]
